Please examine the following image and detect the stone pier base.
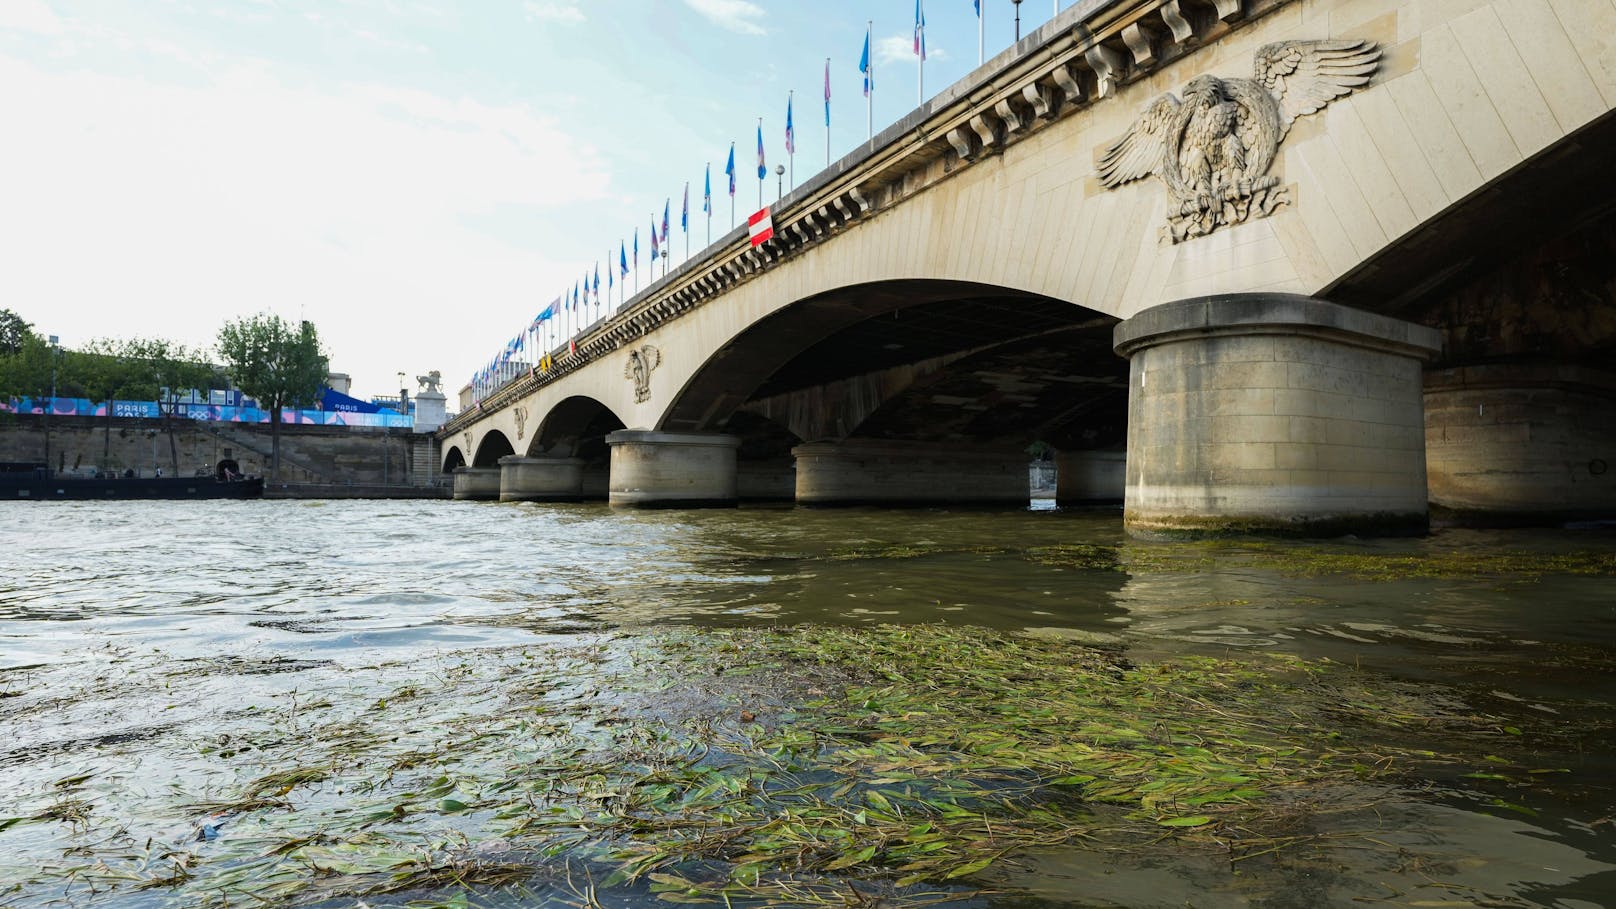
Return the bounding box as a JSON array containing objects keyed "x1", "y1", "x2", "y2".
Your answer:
[
  {"x1": 498, "y1": 456, "x2": 586, "y2": 503},
  {"x1": 1113, "y1": 294, "x2": 1441, "y2": 538},
  {"x1": 451, "y1": 466, "x2": 501, "y2": 501},
  {"x1": 606, "y1": 431, "x2": 739, "y2": 508},
  {"x1": 1425, "y1": 364, "x2": 1616, "y2": 524},
  {"x1": 1056, "y1": 450, "x2": 1125, "y2": 506},
  {"x1": 793, "y1": 439, "x2": 1029, "y2": 507}
]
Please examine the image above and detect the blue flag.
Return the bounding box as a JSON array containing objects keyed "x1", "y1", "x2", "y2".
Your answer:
[
  {"x1": 756, "y1": 122, "x2": 765, "y2": 180},
  {"x1": 650, "y1": 219, "x2": 659, "y2": 261},
  {"x1": 593, "y1": 263, "x2": 600, "y2": 301},
  {"x1": 703, "y1": 164, "x2": 712, "y2": 213},
  {"x1": 662, "y1": 199, "x2": 670, "y2": 245},
  {"x1": 785, "y1": 93, "x2": 795, "y2": 155},
  {"x1": 633, "y1": 228, "x2": 638, "y2": 267},
  {"x1": 681, "y1": 182, "x2": 689, "y2": 232},
  {"x1": 860, "y1": 28, "x2": 872, "y2": 97},
  {"x1": 725, "y1": 142, "x2": 736, "y2": 196},
  {"x1": 620, "y1": 241, "x2": 628, "y2": 277},
  {"x1": 914, "y1": 0, "x2": 925, "y2": 60}
]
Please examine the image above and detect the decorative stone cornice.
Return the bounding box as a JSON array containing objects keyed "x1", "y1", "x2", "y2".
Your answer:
[{"x1": 443, "y1": 0, "x2": 1296, "y2": 438}]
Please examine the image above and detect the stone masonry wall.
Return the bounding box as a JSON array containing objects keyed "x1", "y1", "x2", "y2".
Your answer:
[{"x1": 0, "y1": 415, "x2": 438, "y2": 487}]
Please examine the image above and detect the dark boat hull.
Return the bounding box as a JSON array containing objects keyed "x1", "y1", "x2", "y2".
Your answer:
[{"x1": 4, "y1": 474, "x2": 264, "y2": 500}]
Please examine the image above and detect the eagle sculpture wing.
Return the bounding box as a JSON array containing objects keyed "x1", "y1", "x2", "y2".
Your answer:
[
  {"x1": 1252, "y1": 39, "x2": 1381, "y2": 138},
  {"x1": 1098, "y1": 94, "x2": 1181, "y2": 188}
]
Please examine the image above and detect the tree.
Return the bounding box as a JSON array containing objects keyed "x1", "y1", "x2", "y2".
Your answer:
[
  {"x1": 216, "y1": 314, "x2": 328, "y2": 482},
  {"x1": 0, "y1": 319, "x2": 53, "y2": 402},
  {"x1": 0, "y1": 309, "x2": 34, "y2": 358}
]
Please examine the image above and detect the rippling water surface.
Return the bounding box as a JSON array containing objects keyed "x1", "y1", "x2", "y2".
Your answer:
[{"x1": 2, "y1": 500, "x2": 1613, "y2": 908}]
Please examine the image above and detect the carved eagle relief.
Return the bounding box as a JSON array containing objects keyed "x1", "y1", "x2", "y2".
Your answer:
[
  {"x1": 1099, "y1": 39, "x2": 1382, "y2": 243},
  {"x1": 623, "y1": 344, "x2": 662, "y2": 404}
]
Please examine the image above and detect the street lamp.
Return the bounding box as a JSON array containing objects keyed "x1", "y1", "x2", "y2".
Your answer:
[
  {"x1": 774, "y1": 163, "x2": 785, "y2": 202},
  {"x1": 44, "y1": 334, "x2": 58, "y2": 476},
  {"x1": 1013, "y1": 0, "x2": 1023, "y2": 42}
]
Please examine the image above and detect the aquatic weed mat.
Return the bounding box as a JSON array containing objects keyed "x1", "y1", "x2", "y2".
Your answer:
[{"x1": 0, "y1": 625, "x2": 1592, "y2": 908}]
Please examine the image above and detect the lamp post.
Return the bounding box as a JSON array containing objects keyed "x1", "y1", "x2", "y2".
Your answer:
[
  {"x1": 44, "y1": 334, "x2": 58, "y2": 476},
  {"x1": 1013, "y1": 0, "x2": 1023, "y2": 42},
  {"x1": 774, "y1": 164, "x2": 785, "y2": 202}
]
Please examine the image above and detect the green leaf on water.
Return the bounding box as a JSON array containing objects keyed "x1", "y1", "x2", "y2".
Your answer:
[
  {"x1": 944, "y1": 856, "x2": 995, "y2": 879},
  {"x1": 439, "y1": 798, "x2": 469, "y2": 813},
  {"x1": 1157, "y1": 815, "x2": 1214, "y2": 828}
]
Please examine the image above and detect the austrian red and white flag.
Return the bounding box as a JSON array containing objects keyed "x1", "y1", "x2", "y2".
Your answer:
[{"x1": 748, "y1": 207, "x2": 774, "y2": 247}]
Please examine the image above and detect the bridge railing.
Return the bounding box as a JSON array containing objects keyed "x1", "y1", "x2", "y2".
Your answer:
[{"x1": 443, "y1": 0, "x2": 1282, "y2": 437}]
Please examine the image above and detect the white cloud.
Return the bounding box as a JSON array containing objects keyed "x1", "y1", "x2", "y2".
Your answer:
[
  {"x1": 524, "y1": 1, "x2": 584, "y2": 24},
  {"x1": 0, "y1": 51, "x2": 615, "y2": 396},
  {"x1": 876, "y1": 34, "x2": 946, "y2": 66},
  {"x1": 0, "y1": 0, "x2": 64, "y2": 35},
  {"x1": 682, "y1": 0, "x2": 766, "y2": 36}
]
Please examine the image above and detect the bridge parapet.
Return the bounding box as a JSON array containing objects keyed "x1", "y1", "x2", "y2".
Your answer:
[{"x1": 441, "y1": 0, "x2": 1297, "y2": 439}]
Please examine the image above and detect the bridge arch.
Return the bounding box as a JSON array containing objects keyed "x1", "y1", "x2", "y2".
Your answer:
[
  {"x1": 442, "y1": 445, "x2": 466, "y2": 472},
  {"x1": 659, "y1": 279, "x2": 1125, "y2": 444},
  {"x1": 528, "y1": 396, "x2": 627, "y2": 460},
  {"x1": 471, "y1": 430, "x2": 515, "y2": 468}
]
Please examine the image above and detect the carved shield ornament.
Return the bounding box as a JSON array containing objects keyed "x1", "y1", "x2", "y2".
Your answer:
[
  {"x1": 623, "y1": 345, "x2": 662, "y2": 404},
  {"x1": 1098, "y1": 39, "x2": 1381, "y2": 243},
  {"x1": 512, "y1": 406, "x2": 528, "y2": 441}
]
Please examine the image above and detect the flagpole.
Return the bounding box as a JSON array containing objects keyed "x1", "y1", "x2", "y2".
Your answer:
[
  {"x1": 918, "y1": 1, "x2": 924, "y2": 105},
  {"x1": 756, "y1": 117, "x2": 763, "y2": 210},
  {"x1": 825, "y1": 57, "x2": 831, "y2": 168},
  {"x1": 866, "y1": 21, "x2": 874, "y2": 142},
  {"x1": 788, "y1": 89, "x2": 795, "y2": 190},
  {"x1": 978, "y1": 5, "x2": 984, "y2": 65}
]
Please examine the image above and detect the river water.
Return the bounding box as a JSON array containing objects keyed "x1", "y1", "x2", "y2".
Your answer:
[{"x1": 1, "y1": 500, "x2": 1613, "y2": 908}]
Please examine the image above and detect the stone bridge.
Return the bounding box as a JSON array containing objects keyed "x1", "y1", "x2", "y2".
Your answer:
[{"x1": 441, "y1": 0, "x2": 1616, "y2": 535}]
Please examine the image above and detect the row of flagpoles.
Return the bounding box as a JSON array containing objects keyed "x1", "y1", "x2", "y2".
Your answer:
[{"x1": 468, "y1": 1, "x2": 1066, "y2": 404}]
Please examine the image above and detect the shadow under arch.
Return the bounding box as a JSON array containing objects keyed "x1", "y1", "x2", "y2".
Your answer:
[
  {"x1": 442, "y1": 446, "x2": 466, "y2": 472},
  {"x1": 527, "y1": 395, "x2": 628, "y2": 460},
  {"x1": 471, "y1": 431, "x2": 515, "y2": 468},
  {"x1": 659, "y1": 278, "x2": 1126, "y2": 444}
]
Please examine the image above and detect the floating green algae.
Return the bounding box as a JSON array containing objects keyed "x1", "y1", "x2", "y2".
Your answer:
[
  {"x1": 1026, "y1": 540, "x2": 1616, "y2": 580},
  {"x1": 0, "y1": 624, "x2": 1570, "y2": 908}
]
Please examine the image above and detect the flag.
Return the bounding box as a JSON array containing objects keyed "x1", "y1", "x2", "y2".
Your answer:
[
  {"x1": 650, "y1": 219, "x2": 659, "y2": 261},
  {"x1": 633, "y1": 229, "x2": 639, "y2": 267},
  {"x1": 824, "y1": 58, "x2": 831, "y2": 126},
  {"x1": 725, "y1": 143, "x2": 736, "y2": 196},
  {"x1": 748, "y1": 207, "x2": 774, "y2": 247},
  {"x1": 755, "y1": 122, "x2": 765, "y2": 180},
  {"x1": 785, "y1": 94, "x2": 795, "y2": 155},
  {"x1": 973, "y1": 0, "x2": 980, "y2": 13},
  {"x1": 703, "y1": 164, "x2": 711, "y2": 214},
  {"x1": 593, "y1": 263, "x2": 600, "y2": 302},
  {"x1": 661, "y1": 199, "x2": 670, "y2": 246},
  {"x1": 620, "y1": 241, "x2": 628, "y2": 277},
  {"x1": 914, "y1": 0, "x2": 925, "y2": 60},
  {"x1": 860, "y1": 28, "x2": 872, "y2": 97},
  {"x1": 608, "y1": 263, "x2": 614, "y2": 293},
  {"x1": 681, "y1": 183, "x2": 689, "y2": 232}
]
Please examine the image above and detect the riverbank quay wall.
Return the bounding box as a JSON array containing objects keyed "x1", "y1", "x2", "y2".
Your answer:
[
  {"x1": 1, "y1": 414, "x2": 443, "y2": 492},
  {"x1": 443, "y1": 0, "x2": 1616, "y2": 534}
]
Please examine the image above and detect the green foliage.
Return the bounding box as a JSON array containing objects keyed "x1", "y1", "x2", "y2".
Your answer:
[
  {"x1": 0, "y1": 308, "x2": 33, "y2": 358},
  {"x1": 215, "y1": 313, "x2": 328, "y2": 416},
  {"x1": 60, "y1": 337, "x2": 213, "y2": 405},
  {"x1": 0, "y1": 330, "x2": 54, "y2": 399}
]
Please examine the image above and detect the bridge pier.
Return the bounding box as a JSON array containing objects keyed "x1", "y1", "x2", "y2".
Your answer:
[
  {"x1": 1424, "y1": 364, "x2": 1616, "y2": 524},
  {"x1": 1114, "y1": 294, "x2": 1442, "y2": 538},
  {"x1": 450, "y1": 466, "x2": 501, "y2": 501},
  {"x1": 497, "y1": 455, "x2": 586, "y2": 503},
  {"x1": 1055, "y1": 450, "x2": 1125, "y2": 507},
  {"x1": 605, "y1": 431, "x2": 740, "y2": 508},
  {"x1": 793, "y1": 439, "x2": 1028, "y2": 507}
]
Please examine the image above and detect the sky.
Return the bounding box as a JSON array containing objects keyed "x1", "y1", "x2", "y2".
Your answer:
[{"x1": 0, "y1": 0, "x2": 1070, "y2": 400}]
